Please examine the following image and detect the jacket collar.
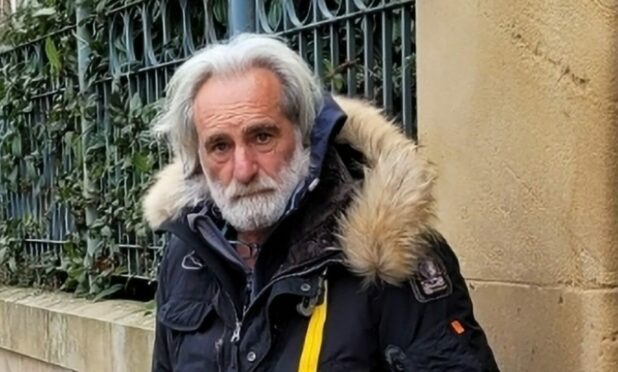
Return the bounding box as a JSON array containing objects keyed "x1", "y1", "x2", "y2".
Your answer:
[
  {"x1": 143, "y1": 96, "x2": 436, "y2": 285},
  {"x1": 282, "y1": 94, "x2": 347, "y2": 217}
]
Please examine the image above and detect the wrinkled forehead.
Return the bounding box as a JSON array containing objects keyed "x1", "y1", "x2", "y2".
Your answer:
[
  {"x1": 202, "y1": 67, "x2": 286, "y2": 108},
  {"x1": 192, "y1": 63, "x2": 300, "y2": 125},
  {"x1": 192, "y1": 69, "x2": 290, "y2": 133}
]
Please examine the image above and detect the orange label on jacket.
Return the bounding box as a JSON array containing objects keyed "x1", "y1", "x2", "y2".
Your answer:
[{"x1": 451, "y1": 320, "x2": 465, "y2": 335}]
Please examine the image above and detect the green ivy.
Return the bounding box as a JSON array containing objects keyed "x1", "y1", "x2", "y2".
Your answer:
[{"x1": 0, "y1": 0, "x2": 163, "y2": 300}]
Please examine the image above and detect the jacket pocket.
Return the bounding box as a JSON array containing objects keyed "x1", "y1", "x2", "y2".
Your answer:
[
  {"x1": 407, "y1": 321, "x2": 484, "y2": 372},
  {"x1": 158, "y1": 299, "x2": 215, "y2": 332},
  {"x1": 158, "y1": 299, "x2": 222, "y2": 371}
]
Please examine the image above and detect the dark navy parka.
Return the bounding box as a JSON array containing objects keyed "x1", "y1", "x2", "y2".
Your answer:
[{"x1": 146, "y1": 96, "x2": 500, "y2": 372}]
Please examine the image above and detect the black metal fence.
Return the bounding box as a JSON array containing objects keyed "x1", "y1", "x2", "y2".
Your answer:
[{"x1": 0, "y1": 0, "x2": 416, "y2": 284}]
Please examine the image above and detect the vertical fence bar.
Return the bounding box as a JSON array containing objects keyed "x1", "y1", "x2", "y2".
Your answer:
[
  {"x1": 328, "y1": 22, "x2": 340, "y2": 92},
  {"x1": 381, "y1": 8, "x2": 393, "y2": 113},
  {"x1": 297, "y1": 30, "x2": 308, "y2": 61},
  {"x1": 362, "y1": 10, "x2": 374, "y2": 100},
  {"x1": 345, "y1": 0, "x2": 356, "y2": 95},
  {"x1": 401, "y1": 5, "x2": 413, "y2": 137},
  {"x1": 229, "y1": 0, "x2": 256, "y2": 35},
  {"x1": 312, "y1": 3, "x2": 323, "y2": 79},
  {"x1": 76, "y1": 1, "x2": 99, "y2": 275}
]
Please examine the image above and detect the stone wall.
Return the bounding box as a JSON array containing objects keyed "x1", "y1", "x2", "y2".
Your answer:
[
  {"x1": 0, "y1": 287, "x2": 155, "y2": 372},
  {"x1": 416, "y1": 1, "x2": 618, "y2": 371},
  {"x1": 0, "y1": 348, "x2": 74, "y2": 372}
]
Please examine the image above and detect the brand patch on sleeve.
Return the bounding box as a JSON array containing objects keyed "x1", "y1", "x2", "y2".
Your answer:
[{"x1": 409, "y1": 258, "x2": 452, "y2": 303}]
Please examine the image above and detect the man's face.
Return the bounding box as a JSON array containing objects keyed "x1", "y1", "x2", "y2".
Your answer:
[{"x1": 193, "y1": 67, "x2": 309, "y2": 232}]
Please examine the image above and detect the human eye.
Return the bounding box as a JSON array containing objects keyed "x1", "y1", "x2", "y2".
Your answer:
[
  {"x1": 255, "y1": 131, "x2": 273, "y2": 145},
  {"x1": 213, "y1": 142, "x2": 229, "y2": 153},
  {"x1": 207, "y1": 140, "x2": 231, "y2": 155}
]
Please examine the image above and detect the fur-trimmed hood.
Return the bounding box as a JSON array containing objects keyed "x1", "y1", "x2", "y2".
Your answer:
[{"x1": 143, "y1": 96, "x2": 436, "y2": 285}]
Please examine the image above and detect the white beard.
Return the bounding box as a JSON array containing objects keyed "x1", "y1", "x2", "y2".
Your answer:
[{"x1": 204, "y1": 135, "x2": 310, "y2": 232}]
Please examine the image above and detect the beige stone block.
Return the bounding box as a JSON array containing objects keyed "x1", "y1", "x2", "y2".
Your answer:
[
  {"x1": 67, "y1": 315, "x2": 113, "y2": 372},
  {"x1": 0, "y1": 348, "x2": 74, "y2": 372},
  {"x1": 1, "y1": 293, "x2": 50, "y2": 361},
  {"x1": 0, "y1": 287, "x2": 155, "y2": 372},
  {"x1": 111, "y1": 323, "x2": 155, "y2": 372},
  {"x1": 468, "y1": 281, "x2": 618, "y2": 372},
  {"x1": 417, "y1": 0, "x2": 618, "y2": 287},
  {"x1": 416, "y1": 3, "x2": 618, "y2": 370}
]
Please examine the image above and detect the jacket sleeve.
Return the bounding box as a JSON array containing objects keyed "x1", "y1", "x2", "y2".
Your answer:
[
  {"x1": 374, "y1": 234, "x2": 500, "y2": 372},
  {"x1": 152, "y1": 243, "x2": 173, "y2": 372}
]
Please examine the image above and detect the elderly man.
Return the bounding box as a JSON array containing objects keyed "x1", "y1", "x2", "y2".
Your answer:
[{"x1": 144, "y1": 34, "x2": 499, "y2": 371}]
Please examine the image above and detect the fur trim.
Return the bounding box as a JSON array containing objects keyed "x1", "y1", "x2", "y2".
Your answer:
[
  {"x1": 142, "y1": 96, "x2": 436, "y2": 285},
  {"x1": 334, "y1": 96, "x2": 436, "y2": 286},
  {"x1": 142, "y1": 160, "x2": 209, "y2": 230}
]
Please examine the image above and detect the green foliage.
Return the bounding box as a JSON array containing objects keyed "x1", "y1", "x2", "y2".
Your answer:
[
  {"x1": 0, "y1": 0, "x2": 74, "y2": 48},
  {"x1": 0, "y1": 0, "x2": 164, "y2": 301}
]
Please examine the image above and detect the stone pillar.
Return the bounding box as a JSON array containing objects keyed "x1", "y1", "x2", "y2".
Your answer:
[{"x1": 416, "y1": 1, "x2": 618, "y2": 371}]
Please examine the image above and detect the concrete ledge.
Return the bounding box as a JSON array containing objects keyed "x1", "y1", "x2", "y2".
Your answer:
[
  {"x1": 0, "y1": 286, "x2": 155, "y2": 372},
  {"x1": 0, "y1": 348, "x2": 74, "y2": 372}
]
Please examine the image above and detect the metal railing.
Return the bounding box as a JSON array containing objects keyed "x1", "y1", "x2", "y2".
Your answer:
[
  {"x1": 0, "y1": 0, "x2": 416, "y2": 283},
  {"x1": 0, "y1": 23, "x2": 79, "y2": 280},
  {"x1": 255, "y1": 0, "x2": 416, "y2": 136}
]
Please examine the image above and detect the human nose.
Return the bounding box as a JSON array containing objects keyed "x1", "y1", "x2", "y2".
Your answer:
[{"x1": 233, "y1": 146, "x2": 258, "y2": 184}]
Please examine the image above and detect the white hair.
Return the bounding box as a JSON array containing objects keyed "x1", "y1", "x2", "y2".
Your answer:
[{"x1": 152, "y1": 33, "x2": 324, "y2": 177}]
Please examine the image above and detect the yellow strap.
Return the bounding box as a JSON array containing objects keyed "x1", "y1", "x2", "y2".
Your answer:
[{"x1": 297, "y1": 280, "x2": 329, "y2": 372}]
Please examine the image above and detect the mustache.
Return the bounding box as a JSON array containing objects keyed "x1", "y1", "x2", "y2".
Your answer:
[{"x1": 223, "y1": 175, "x2": 280, "y2": 200}]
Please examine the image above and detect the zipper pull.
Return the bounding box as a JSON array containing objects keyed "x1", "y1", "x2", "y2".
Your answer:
[{"x1": 230, "y1": 320, "x2": 242, "y2": 343}]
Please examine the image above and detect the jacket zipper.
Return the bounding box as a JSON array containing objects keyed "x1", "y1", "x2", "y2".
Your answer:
[
  {"x1": 228, "y1": 257, "x2": 341, "y2": 345},
  {"x1": 223, "y1": 287, "x2": 242, "y2": 342}
]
